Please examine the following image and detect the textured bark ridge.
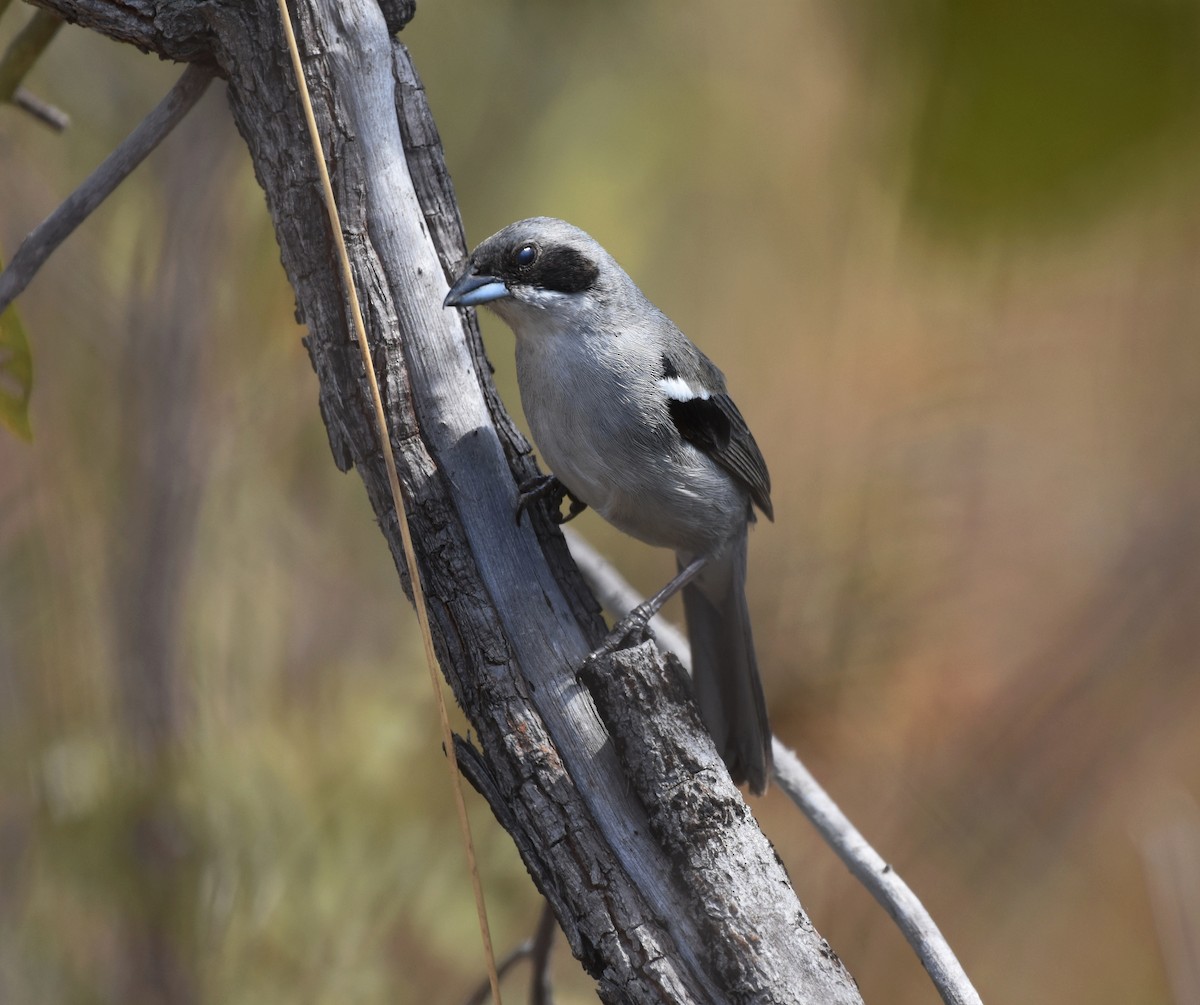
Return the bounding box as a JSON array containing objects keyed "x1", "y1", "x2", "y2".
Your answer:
[{"x1": 27, "y1": 1, "x2": 865, "y2": 1000}]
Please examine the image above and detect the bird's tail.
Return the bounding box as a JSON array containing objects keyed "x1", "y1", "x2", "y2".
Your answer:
[{"x1": 681, "y1": 532, "x2": 772, "y2": 794}]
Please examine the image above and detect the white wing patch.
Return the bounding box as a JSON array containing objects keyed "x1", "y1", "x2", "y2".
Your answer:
[{"x1": 657, "y1": 375, "x2": 710, "y2": 402}]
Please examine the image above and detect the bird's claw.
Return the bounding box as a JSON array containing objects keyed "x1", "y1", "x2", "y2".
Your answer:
[
  {"x1": 583, "y1": 604, "x2": 656, "y2": 671},
  {"x1": 516, "y1": 474, "x2": 588, "y2": 526},
  {"x1": 559, "y1": 496, "x2": 588, "y2": 524}
]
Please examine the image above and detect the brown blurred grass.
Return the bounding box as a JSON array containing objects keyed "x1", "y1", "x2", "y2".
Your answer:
[{"x1": 2, "y1": 1, "x2": 1199, "y2": 1002}]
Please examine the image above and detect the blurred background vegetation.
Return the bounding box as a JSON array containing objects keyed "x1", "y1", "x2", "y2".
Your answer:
[{"x1": 2, "y1": 0, "x2": 1199, "y2": 1002}]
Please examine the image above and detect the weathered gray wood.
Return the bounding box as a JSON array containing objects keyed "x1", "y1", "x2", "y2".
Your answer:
[
  {"x1": 566, "y1": 527, "x2": 985, "y2": 1005},
  {"x1": 22, "y1": 2, "x2": 866, "y2": 1001}
]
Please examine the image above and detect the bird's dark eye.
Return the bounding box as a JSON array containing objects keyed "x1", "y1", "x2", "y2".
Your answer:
[{"x1": 512, "y1": 243, "x2": 539, "y2": 267}]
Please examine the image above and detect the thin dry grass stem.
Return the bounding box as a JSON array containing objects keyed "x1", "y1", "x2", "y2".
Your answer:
[{"x1": 274, "y1": 2, "x2": 503, "y2": 1002}]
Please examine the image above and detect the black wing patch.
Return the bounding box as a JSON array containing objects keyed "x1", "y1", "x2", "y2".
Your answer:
[{"x1": 661, "y1": 354, "x2": 774, "y2": 521}]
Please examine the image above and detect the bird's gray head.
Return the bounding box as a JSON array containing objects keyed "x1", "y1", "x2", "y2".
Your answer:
[{"x1": 443, "y1": 218, "x2": 620, "y2": 329}]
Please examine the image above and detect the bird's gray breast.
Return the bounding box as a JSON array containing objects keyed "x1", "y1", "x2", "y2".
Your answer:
[{"x1": 515, "y1": 328, "x2": 746, "y2": 554}]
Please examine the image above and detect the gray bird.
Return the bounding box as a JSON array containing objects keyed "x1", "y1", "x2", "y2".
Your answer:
[{"x1": 444, "y1": 217, "x2": 773, "y2": 794}]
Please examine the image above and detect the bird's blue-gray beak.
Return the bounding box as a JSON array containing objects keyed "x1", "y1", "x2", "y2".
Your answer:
[{"x1": 443, "y1": 271, "x2": 511, "y2": 308}]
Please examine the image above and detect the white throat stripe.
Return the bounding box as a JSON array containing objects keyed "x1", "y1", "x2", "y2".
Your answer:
[{"x1": 520, "y1": 287, "x2": 573, "y2": 309}]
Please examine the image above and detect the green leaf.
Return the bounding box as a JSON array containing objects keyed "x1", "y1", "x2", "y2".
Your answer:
[{"x1": 0, "y1": 257, "x2": 33, "y2": 441}]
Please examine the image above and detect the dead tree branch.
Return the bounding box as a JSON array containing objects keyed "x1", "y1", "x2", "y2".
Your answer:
[
  {"x1": 19, "y1": 1, "x2": 869, "y2": 1000},
  {"x1": 565, "y1": 528, "x2": 984, "y2": 1005}
]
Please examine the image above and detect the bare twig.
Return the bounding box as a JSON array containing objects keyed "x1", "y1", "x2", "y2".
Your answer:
[
  {"x1": 0, "y1": 10, "x2": 61, "y2": 101},
  {"x1": 12, "y1": 85, "x2": 68, "y2": 130},
  {"x1": 529, "y1": 899, "x2": 557, "y2": 1005},
  {"x1": 460, "y1": 945, "x2": 532, "y2": 1005},
  {"x1": 562, "y1": 526, "x2": 984, "y2": 1005},
  {"x1": 771, "y1": 743, "x2": 983, "y2": 1005},
  {"x1": 0, "y1": 9, "x2": 68, "y2": 129},
  {"x1": 461, "y1": 941, "x2": 536, "y2": 1005},
  {"x1": 461, "y1": 900, "x2": 558, "y2": 1005},
  {"x1": 0, "y1": 62, "x2": 213, "y2": 315},
  {"x1": 1137, "y1": 790, "x2": 1200, "y2": 1005}
]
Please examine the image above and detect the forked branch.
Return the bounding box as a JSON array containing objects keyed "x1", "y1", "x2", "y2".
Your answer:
[{"x1": 565, "y1": 528, "x2": 984, "y2": 1005}]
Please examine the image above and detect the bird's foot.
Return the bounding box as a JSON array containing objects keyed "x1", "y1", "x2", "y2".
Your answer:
[
  {"x1": 562, "y1": 495, "x2": 588, "y2": 523},
  {"x1": 516, "y1": 474, "x2": 588, "y2": 526},
  {"x1": 584, "y1": 602, "x2": 657, "y2": 668}
]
